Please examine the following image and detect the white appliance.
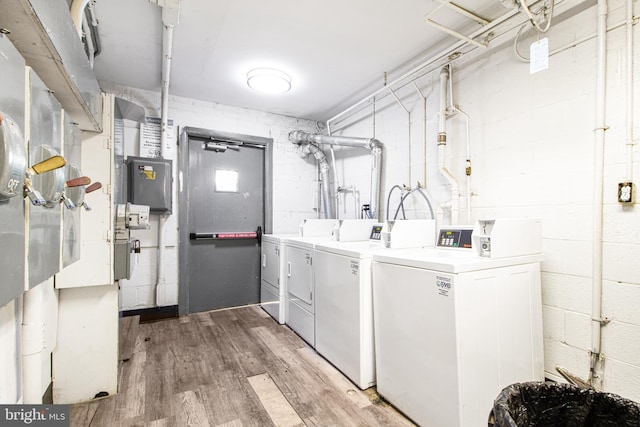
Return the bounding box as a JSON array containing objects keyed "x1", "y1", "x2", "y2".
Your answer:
[
  {"x1": 261, "y1": 219, "x2": 338, "y2": 324},
  {"x1": 314, "y1": 220, "x2": 436, "y2": 389},
  {"x1": 260, "y1": 234, "x2": 296, "y2": 323},
  {"x1": 285, "y1": 219, "x2": 376, "y2": 347},
  {"x1": 372, "y1": 220, "x2": 544, "y2": 427}
]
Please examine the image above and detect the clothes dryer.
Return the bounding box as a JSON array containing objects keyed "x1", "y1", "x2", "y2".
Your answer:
[
  {"x1": 261, "y1": 219, "x2": 338, "y2": 324},
  {"x1": 284, "y1": 219, "x2": 376, "y2": 347},
  {"x1": 314, "y1": 220, "x2": 436, "y2": 389},
  {"x1": 260, "y1": 233, "x2": 296, "y2": 323}
]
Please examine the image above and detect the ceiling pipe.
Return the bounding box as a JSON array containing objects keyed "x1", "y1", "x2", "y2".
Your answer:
[{"x1": 289, "y1": 130, "x2": 383, "y2": 221}]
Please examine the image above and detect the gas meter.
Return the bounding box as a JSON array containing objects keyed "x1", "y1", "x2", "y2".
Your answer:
[{"x1": 0, "y1": 112, "x2": 27, "y2": 201}]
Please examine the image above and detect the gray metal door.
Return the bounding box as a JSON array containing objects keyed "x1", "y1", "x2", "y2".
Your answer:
[{"x1": 182, "y1": 129, "x2": 271, "y2": 313}]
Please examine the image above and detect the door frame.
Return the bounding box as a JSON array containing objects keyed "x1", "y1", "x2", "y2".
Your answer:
[{"x1": 178, "y1": 126, "x2": 273, "y2": 315}]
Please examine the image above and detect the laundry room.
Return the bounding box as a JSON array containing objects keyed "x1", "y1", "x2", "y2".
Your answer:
[{"x1": 0, "y1": 0, "x2": 639, "y2": 426}]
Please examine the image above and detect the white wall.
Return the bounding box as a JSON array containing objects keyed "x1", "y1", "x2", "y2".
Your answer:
[
  {"x1": 0, "y1": 299, "x2": 22, "y2": 404},
  {"x1": 100, "y1": 83, "x2": 320, "y2": 311},
  {"x1": 329, "y1": 1, "x2": 640, "y2": 402}
]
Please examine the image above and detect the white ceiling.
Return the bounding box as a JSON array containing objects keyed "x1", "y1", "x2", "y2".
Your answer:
[{"x1": 93, "y1": 0, "x2": 507, "y2": 122}]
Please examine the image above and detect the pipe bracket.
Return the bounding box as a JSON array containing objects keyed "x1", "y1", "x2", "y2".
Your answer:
[{"x1": 592, "y1": 317, "x2": 611, "y2": 325}]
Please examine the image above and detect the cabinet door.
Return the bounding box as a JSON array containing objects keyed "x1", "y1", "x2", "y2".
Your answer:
[
  {"x1": 261, "y1": 240, "x2": 280, "y2": 288},
  {"x1": 285, "y1": 245, "x2": 313, "y2": 304}
]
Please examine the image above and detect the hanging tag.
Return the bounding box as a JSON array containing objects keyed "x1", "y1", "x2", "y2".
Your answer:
[{"x1": 530, "y1": 38, "x2": 549, "y2": 74}]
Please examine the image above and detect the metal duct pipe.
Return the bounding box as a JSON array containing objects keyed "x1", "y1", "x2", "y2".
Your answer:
[
  {"x1": 438, "y1": 66, "x2": 460, "y2": 225},
  {"x1": 302, "y1": 143, "x2": 333, "y2": 218},
  {"x1": 289, "y1": 130, "x2": 380, "y2": 150},
  {"x1": 289, "y1": 130, "x2": 383, "y2": 220}
]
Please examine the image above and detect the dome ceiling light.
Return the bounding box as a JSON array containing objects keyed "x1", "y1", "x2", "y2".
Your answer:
[{"x1": 246, "y1": 68, "x2": 292, "y2": 94}]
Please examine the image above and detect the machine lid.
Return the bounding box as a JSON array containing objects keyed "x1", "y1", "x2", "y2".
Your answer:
[
  {"x1": 261, "y1": 233, "x2": 298, "y2": 244},
  {"x1": 285, "y1": 235, "x2": 334, "y2": 249},
  {"x1": 314, "y1": 240, "x2": 378, "y2": 258},
  {"x1": 372, "y1": 248, "x2": 543, "y2": 273}
]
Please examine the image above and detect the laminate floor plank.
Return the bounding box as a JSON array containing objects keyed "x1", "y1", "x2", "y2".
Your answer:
[
  {"x1": 296, "y1": 347, "x2": 373, "y2": 409},
  {"x1": 144, "y1": 358, "x2": 175, "y2": 423},
  {"x1": 68, "y1": 401, "x2": 99, "y2": 426},
  {"x1": 247, "y1": 373, "x2": 304, "y2": 427},
  {"x1": 115, "y1": 350, "x2": 146, "y2": 421},
  {"x1": 69, "y1": 306, "x2": 414, "y2": 427},
  {"x1": 119, "y1": 315, "x2": 140, "y2": 362},
  {"x1": 148, "y1": 416, "x2": 178, "y2": 427},
  {"x1": 200, "y1": 375, "x2": 275, "y2": 427},
  {"x1": 175, "y1": 389, "x2": 211, "y2": 427}
]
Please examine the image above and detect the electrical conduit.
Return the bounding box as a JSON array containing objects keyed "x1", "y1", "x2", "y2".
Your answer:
[
  {"x1": 156, "y1": 2, "x2": 179, "y2": 306},
  {"x1": 590, "y1": 0, "x2": 608, "y2": 389},
  {"x1": 626, "y1": 0, "x2": 634, "y2": 182}
]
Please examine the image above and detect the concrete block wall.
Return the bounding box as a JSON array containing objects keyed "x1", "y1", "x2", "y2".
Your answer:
[
  {"x1": 101, "y1": 82, "x2": 320, "y2": 311},
  {"x1": 329, "y1": 0, "x2": 640, "y2": 402}
]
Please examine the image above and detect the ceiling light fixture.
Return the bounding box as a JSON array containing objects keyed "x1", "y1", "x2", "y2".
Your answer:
[{"x1": 247, "y1": 68, "x2": 292, "y2": 94}]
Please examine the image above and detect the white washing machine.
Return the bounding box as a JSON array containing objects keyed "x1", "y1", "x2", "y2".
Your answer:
[
  {"x1": 314, "y1": 220, "x2": 436, "y2": 389},
  {"x1": 261, "y1": 219, "x2": 337, "y2": 324},
  {"x1": 285, "y1": 219, "x2": 376, "y2": 347},
  {"x1": 372, "y1": 219, "x2": 544, "y2": 427}
]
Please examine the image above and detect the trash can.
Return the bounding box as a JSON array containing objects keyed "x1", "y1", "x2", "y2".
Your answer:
[{"x1": 491, "y1": 381, "x2": 640, "y2": 427}]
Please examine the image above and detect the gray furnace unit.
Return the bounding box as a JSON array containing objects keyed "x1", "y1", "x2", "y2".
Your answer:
[{"x1": 126, "y1": 156, "x2": 172, "y2": 213}]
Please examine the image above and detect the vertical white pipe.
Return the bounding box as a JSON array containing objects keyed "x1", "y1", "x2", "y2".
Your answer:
[
  {"x1": 156, "y1": 22, "x2": 174, "y2": 306},
  {"x1": 590, "y1": 0, "x2": 608, "y2": 388},
  {"x1": 22, "y1": 286, "x2": 43, "y2": 403},
  {"x1": 453, "y1": 106, "x2": 472, "y2": 224},
  {"x1": 389, "y1": 88, "x2": 412, "y2": 185},
  {"x1": 626, "y1": 0, "x2": 634, "y2": 181},
  {"x1": 438, "y1": 66, "x2": 460, "y2": 225},
  {"x1": 329, "y1": 146, "x2": 340, "y2": 219},
  {"x1": 413, "y1": 83, "x2": 428, "y2": 188}
]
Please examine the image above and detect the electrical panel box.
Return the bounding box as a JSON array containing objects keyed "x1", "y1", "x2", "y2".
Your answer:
[{"x1": 126, "y1": 156, "x2": 172, "y2": 213}]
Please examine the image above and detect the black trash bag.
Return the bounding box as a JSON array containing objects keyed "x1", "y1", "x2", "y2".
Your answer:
[{"x1": 492, "y1": 381, "x2": 640, "y2": 427}]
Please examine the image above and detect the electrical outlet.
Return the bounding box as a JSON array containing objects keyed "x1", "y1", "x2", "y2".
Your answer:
[{"x1": 618, "y1": 182, "x2": 635, "y2": 204}]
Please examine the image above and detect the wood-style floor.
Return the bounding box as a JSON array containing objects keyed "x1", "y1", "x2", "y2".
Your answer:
[{"x1": 70, "y1": 306, "x2": 415, "y2": 427}]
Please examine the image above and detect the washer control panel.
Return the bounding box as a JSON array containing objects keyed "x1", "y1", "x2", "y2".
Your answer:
[{"x1": 437, "y1": 227, "x2": 473, "y2": 249}]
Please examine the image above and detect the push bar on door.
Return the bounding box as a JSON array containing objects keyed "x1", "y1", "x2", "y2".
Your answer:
[{"x1": 190, "y1": 226, "x2": 262, "y2": 243}]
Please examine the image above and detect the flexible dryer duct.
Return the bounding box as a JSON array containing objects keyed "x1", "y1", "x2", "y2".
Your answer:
[
  {"x1": 299, "y1": 143, "x2": 333, "y2": 218},
  {"x1": 289, "y1": 130, "x2": 383, "y2": 220}
]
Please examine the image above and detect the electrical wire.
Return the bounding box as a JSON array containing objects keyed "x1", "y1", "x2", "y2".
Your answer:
[
  {"x1": 519, "y1": 0, "x2": 555, "y2": 33},
  {"x1": 513, "y1": 23, "x2": 531, "y2": 62}
]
